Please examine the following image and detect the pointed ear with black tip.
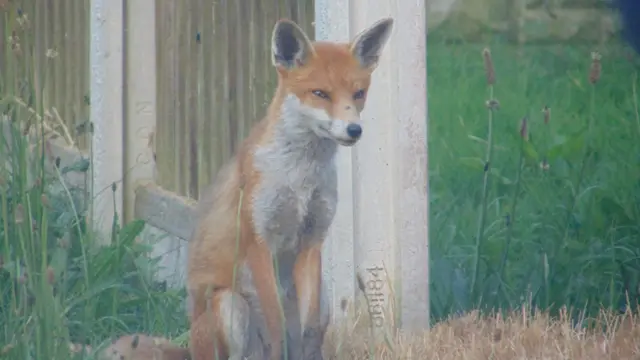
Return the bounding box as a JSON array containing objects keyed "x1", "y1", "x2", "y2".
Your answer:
[
  {"x1": 271, "y1": 19, "x2": 316, "y2": 70},
  {"x1": 349, "y1": 18, "x2": 394, "y2": 70}
]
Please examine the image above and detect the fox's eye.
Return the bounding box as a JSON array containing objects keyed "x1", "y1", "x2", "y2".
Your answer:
[
  {"x1": 353, "y1": 89, "x2": 366, "y2": 100},
  {"x1": 312, "y1": 90, "x2": 331, "y2": 100}
]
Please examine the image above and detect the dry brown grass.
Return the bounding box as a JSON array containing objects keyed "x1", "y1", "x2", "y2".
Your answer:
[
  {"x1": 92, "y1": 300, "x2": 640, "y2": 360},
  {"x1": 321, "y1": 296, "x2": 640, "y2": 360}
]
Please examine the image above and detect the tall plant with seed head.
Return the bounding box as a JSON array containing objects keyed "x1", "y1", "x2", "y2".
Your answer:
[
  {"x1": 470, "y1": 48, "x2": 498, "y2": 301},
  {"x1": 496, "y1": 116, "x2": 528, "y2": 307},
  {"x1": 559, "y1": 52, "x2": 601, "y2": 246}
]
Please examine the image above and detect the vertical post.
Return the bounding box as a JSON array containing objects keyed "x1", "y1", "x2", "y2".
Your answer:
[
  {"x1": 90, "y1": 0, "x2": 124, "y2": 242},
  {"x1": 125, "y1": 1, "x2": 184, "y2": 290},
  {"x1": 315, "y1": 0, "x2": 356, "y2": 324},
  {"x1": 390, "y1": 1, "x2": 429, "y2": 331},
  {"x1": 124, "y1": 0, "x2": 157, "y2": 223},
  {"x1": 316, "y1": 0, "x2": 429, "y2": 331}
]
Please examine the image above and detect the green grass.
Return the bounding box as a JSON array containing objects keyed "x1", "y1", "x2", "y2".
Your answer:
[{"x1": 428, "y1": 37, "x2": 640, "y2": 321}]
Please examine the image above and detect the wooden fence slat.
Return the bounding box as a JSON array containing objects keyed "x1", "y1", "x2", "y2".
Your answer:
[
  {"x1": 186, "y1": 2, "x2": 199, "y2": 199},
  {"x1": 73, "y1": 0, "x2": 82, "y2": 146},
  {"x1": 234, "y1": 0, "x2": 247, "y2": 148},
  {"x1": 207, "y1": 1, "x2": 222, "y2": 181},
  {"x1": 156, "y1": 0, "x2": 171, "y2": 190},
  {"x1": 196, "y1": 0, "x2": 208, "y2": 196},
  {"x1": 62, "y1": 0, "x2": 72, "y2": 133},
  {"x1": 134, "y1": 182, "x2": 196, "y2": 241},
  {"x1": 176, "y1": 3, "x2": 188, "y2": 196},
  {"x1": 249, "y1": 0, "x2": 258, "y2": 124},
  {"x1": 262, "y1": 0, "x2": 276, "y2": 113},
  {"x1": 0, "y1": 10, "x2": 4, "y2": 73},
  {"x1": 163, "y1": 0, "x2": 178, "y2": 192},
  {"x1": 219, "y1": 0, "x2": 232, "y2": 161},
  {"x1": 43, "y1": 1, "x2": 54, "y2": 112},
  {"x1": 33, "y1": 0, "x2": 46, "y2": 111},
  {"x1": 53, "y1": 0, "x2": 64, "y2": 119}
]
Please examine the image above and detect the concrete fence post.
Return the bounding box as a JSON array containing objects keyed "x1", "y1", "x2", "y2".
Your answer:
[
  {"x1": 90, "y1": 0, "x2": 124, "y2": 241},
  {"x1": 315, "y1": 0, "x2": 429, "y2": 331}
]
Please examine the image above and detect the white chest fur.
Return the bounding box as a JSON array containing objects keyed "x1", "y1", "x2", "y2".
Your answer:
[{"x1": 251, "y1": 135, "x2": 338, "y2": 254}]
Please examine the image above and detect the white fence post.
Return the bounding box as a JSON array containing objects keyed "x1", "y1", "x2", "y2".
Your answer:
[
  {"x1": 124, "y1": 1, "x2": 186, "y2": 288},
  {"x1": 389, "y1": 0, "x2": 429, "y2": 331},
  {"x1": 90, "y1": 0, "x2": 124, "y2": 242},
  {"x1": 316, "y1": 0, "x2": 429, "y2": 331},
  {"x1": 315, "y1": 0, "x2": 357, "y2": 325},
  {"x1": 124, "y1": 0, "x2": 157, "y2": 223}
]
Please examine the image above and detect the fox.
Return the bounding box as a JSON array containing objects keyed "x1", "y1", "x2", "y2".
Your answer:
[
  {"x1": 106, "y1": 16, "x2": 393, "y2": 360},
  {"x1": 186, "y1": 17, "x2": 393, "y2": 360}
]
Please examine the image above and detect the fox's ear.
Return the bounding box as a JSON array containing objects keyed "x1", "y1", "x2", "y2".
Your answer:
[
  {"x1": 349, "y1": 18, "x2": 394, "y2": 70},
  {"x1": 271, "y1": 19, "x2": 315, "y2": 70}
]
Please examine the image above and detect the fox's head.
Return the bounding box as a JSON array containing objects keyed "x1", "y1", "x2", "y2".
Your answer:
[{"x1": 270, "y1": 17, "x2": 393, "y2": 147}]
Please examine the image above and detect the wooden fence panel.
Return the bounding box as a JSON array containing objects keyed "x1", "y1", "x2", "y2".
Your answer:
[
  {"x1": 0, "y1": 1, "x2": 90, "y2": 150},
  {"x1": 154, "y1": 0, "x2": 315, "y2": 199}
]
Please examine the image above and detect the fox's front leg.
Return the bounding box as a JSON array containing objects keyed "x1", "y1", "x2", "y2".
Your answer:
[
  {"x1": 293, "y1": 243, "x2": 330, "y2": 360},
  {"x1": 246, "y1": 240, "x2": 286, "y2": 360}
]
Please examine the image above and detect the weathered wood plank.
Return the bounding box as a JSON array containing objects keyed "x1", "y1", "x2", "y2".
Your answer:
[{"x1": 134, "y1": 181, "x2": 197, "y2": 241}]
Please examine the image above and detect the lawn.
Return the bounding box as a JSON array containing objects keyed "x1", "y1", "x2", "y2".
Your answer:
[
  {"x1": 2, "y1": 19, "x2": 640, "y2": 359},
  {"x1": 427, "y1": 37, "x2": 640, "y2": 321}
]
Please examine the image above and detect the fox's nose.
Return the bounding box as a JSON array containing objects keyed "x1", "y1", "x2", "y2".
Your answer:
[{"x1": 346, "y1": 123, "x2": 362, "y2": 139}]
